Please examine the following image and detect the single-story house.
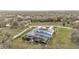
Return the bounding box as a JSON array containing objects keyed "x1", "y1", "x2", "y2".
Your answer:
[{"x1": 22, "y1": 26, "x2": 54, "y2": 44}]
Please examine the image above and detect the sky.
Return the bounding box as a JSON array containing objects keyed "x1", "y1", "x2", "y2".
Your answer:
[{"x1": 0, "y1": 0, "x2": 79, "y2": 10}]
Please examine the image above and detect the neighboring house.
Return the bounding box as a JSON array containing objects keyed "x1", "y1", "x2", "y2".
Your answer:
[{"x1": 22, "y1": 26, "x2": 54, "y2": 44}]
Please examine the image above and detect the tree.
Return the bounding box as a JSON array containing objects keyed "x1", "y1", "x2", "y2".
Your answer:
[
  {"x1": 11, "y1": 20, "x2": 18, "y2": 28},
  {"x1": 71, "y1": 29, "x2": 79, "y2": 44},
  {"x1": 72, "y1": 21, "x2": 79, "y2": 29},
  {"x1": 0, "y1": 32, "x2": 12, "y2": 48},
  {"x1": 71, "y1": 21, "x2": 79, "y2": 44}
]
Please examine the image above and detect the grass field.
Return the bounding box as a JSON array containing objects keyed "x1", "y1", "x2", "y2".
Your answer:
[
  {"x1": 31, "y1": 22, "x2": 72, "y2": 27},
  {"x1": 9, "y1": 26, "x2": 76, "y2": 49},
  {"x1": 0, "y1": 27, "x2": 26, "y2": 37},
  {"x1": 31, "y1": 22, "x2": 62, "y2": 25}
]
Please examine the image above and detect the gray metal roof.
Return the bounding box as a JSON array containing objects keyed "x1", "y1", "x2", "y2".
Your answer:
[{"x1": 27, "y1": 27, "x2": 54, "y2": 38}]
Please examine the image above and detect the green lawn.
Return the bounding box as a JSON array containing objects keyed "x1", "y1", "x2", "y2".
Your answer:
[
  {"x1": 9, "y1": 27, "x2": 76, "y2": 49},
  {"x1": 50, "y1": 28, "x2": 76, "y2": 49}
]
